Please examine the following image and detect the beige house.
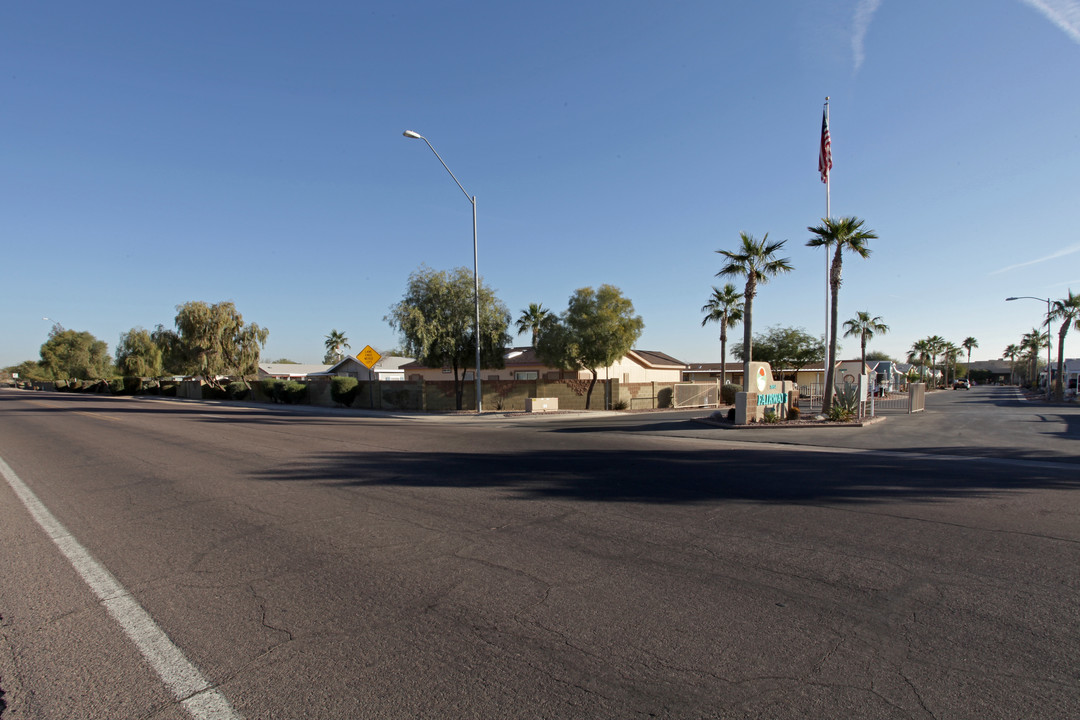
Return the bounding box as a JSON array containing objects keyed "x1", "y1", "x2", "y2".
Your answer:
[
  {"x1": 319, "y1": 355, "x2": 414, "y2": 382},
  {"x1": 834, "y1": 360, "x2": 873, "y2": 386},
  {"x1": 685, "y1": 362, "x2": 830, "y2": 391},
  {"x1": 402, "y1": 347, "x2": 685, "y2": 384}
]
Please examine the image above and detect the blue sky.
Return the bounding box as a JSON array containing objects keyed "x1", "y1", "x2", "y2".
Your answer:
[{"x1": 3, "y1": 1, "x2": 1079, "y2": 369}]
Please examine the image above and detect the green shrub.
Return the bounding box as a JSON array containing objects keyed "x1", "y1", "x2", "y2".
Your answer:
[
  {"x1": 226, "y1": 381, "x2": 250, "y2": 401},
  {"x1": 612, "y1": 399, "x2": 629, "y2": 411},
  {"x1": 835, "y1": 384, "x2": 860, "y2": 414},
  {"x1": 828, "y1": 405, "x2": 855, "y2": 422},
  {"x1": 55, "y1": 379, "x2": 69, "y2": 392},
  {"x1": 727, "y1": 407, "x2": 736, "y2": 422},
  {"x1": 122, "y1": 377, "x2": 144, "y2": 395},
  {"x1": 721, "y1": 383, "x2": 741, "y2": 405},
  {"x1": 108, "y1": 378, "x2": 125, "y2": 395},
  {"x1": 263, "y1": 379, "x2": 282, "y2": 402},
  {"x1": 263, "y1": 379, "x2": 308, "y2": 404},
  {"x1": 281, "y1": 380, "x2": 308, "y2": 404},
  {"x1": 330, "y1": 376, "x2": 360, "y2": 406},
  {"x1": 160, "y1": 382, "x2": 177, "y2": 397},
  {"x1": 763, "y1": 408, "x2": 779, "y2": 424},
  {"x1": 261, "y1": 379, "x2": 281, "y2": 402}
]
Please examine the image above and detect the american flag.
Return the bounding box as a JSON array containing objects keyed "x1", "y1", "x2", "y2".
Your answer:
[{"x1": 819, "y1": 104, "x2": 832, "y2": 184}]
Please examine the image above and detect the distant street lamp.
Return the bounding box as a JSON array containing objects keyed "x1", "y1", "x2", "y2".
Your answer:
[
  {"x1": 1006, "y1": 296, "x2": 1052, "y2": 400},
  {"x1": 403, "y1": 130, "x2": 482, "y2": 413}
]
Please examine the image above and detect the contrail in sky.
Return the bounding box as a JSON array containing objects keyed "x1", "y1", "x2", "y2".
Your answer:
[
  {"x1": 1016, "y1": 0, "x2": 1080, "y2": 43},
  {"x1": 852, "y1": 0, "x2": 883, "y2": 71},
  {"x1": 852, "y1": 0, "x2": 1080, "y2": 73},
  {"x1": 989, "y1": 243, "x2": 1080, "y2": 276}
]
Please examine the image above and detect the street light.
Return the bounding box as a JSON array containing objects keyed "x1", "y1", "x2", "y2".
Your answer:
[
  {"x1": 403, "y1": 130, "x2": 483, "y2": 413},
  {"x1": 1006, "y1": 296, "x2": 1052, "y2": 400}
]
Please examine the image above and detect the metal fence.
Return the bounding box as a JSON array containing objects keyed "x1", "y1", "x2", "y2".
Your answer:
[
  {"x1": 797, "y1": 381, "x2": 927, "y2": 415},
  {"x1": 796, "y1": 384, "x2": 825, "y2": 412},
  {"x1": 673, "y1": 382, "x2": 721, "y2": 408}
]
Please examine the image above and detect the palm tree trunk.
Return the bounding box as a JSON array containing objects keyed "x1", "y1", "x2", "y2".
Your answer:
[
  {"x1": 742, "y1": 285, "x2": 754, "y2": 392},
  {"x1": 719, "y1": 318, "x2": 727, "y2": 390},
  {"x1": 1056, "y1": 326, "x2": 1068, "y2": 401},
  {"x1": 822, "y1": 251, "x2": 842, "y2": 413}
]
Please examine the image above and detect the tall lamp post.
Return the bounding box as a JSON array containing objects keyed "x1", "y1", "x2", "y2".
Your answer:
[
  {"x1": 1006, "y1": 296, "x2": 1052, "y2": 400},
  {"x1": 403, "y1": 130, "x2": 483, "y2": 413}
]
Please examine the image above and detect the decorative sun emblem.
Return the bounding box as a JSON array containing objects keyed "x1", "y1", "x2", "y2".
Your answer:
[{"x1": 756, "y1": 366, "x2": 767, "y2": 392}]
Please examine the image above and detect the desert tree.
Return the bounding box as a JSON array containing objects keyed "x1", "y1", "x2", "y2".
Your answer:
[
  {"x1": 536, "y1": 285, "x2": 644, "y2": 410},
  {"x1": 386, "y1": 265, "x2": 511, "y2": 410}
]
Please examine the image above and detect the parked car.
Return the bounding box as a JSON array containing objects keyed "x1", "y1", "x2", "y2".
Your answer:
[{"x1": 953, "y1": 379, "x2": 970, "y2": 389}]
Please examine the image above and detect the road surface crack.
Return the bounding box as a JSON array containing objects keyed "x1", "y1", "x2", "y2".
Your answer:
[{"x1": 248, "y1": 584, "x2": 294, "y2": 644}]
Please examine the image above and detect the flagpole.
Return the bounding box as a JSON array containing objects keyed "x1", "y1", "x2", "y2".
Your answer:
[{"x1": 822, "y1": 97, "x2": 831, "y2": 400}]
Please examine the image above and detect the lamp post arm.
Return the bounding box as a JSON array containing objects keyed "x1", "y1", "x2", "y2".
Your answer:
[{"x1": 418, "y1": 138, "x2": 473, "y2": 205}]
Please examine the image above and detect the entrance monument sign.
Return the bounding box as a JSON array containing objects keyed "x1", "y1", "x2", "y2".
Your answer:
[{"x1": 735, "y1": 362, "x2": 796, "y2": 424}]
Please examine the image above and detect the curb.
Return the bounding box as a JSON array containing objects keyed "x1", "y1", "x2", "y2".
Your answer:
[{"x1": 694, "y1": 415, "x2": 888, "y2": 430}]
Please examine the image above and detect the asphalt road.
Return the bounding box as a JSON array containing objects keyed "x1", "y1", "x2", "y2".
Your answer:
[{"x1": 0, "y1": 386, "x2": 1077, "y2": 719}]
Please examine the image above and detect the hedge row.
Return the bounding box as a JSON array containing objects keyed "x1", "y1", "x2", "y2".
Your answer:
[
  {"x1": 50, "y1": 377, "x2": 317, "y2": 405},
  {"x1": 54, "y1": 378, "x2": 178, "y2": 396}
]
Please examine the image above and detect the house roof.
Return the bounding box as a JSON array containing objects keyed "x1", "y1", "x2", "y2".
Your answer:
[
  {"x1": 628, "y1": 350, "x2": 685, "y2": 368},
  {"x1": 324, "y1": 355, "x2": 414, "y2": 372},
  {"x1": 402, "y1": 347, "x2": 685, "y2": 371},
  {"x1": 375, "y1": 355, "x2": 415, "y2": 370},
  {"x1": 258, "y1": 363, "x2": 332, "y2": 377}
]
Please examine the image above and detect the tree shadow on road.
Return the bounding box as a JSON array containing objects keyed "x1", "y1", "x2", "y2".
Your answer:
[{"x1": 247, "y1": 446, "x2": 1079, "y2": 506}]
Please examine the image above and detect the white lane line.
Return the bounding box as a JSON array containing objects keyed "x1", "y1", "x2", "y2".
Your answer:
[{"x1": 0, "y1": 455, "x2": 242, "y2": 720}]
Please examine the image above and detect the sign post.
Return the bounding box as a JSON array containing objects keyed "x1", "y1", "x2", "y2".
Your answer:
[{"x1": 357, "y1": 345, "x2": 382, "y2": 409}]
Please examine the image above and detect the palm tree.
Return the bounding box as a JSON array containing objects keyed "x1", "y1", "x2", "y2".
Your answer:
[
  {"x1": 842, "y1": 311, "x2": 888, "y2": 372},
  {"x1": 806, "y1": 216, "x2": 878, "y2": 411},
  {"x1": 700, "y1": 284, "x2": 744, "y2": 387},
  {"x1": 1049, "y1": 290, "x2": 1080, "y2": 400},
  {"x1": 942, "y1": 341, "x2": 961, "y2": 386},
  {"x1": 907, "y1": 339, "x2": 931, "y2": 383},
  {"x1": 1021, "y1": 328, "x2": 1049, "y2": 388},
  {"x1": 1002, "y1": 343, "x2": 1021, "y2": 385},
  {"x1": 515, "y1": 303, "x2": 552, "y2": 347},
  {"x1": 925, "y1": 335, "x2": 946, "y2": 388},
  {"x1": 324, "y1": 329, "x2": 350, "y2": 364},
  {"x1": 716, "y1": 232, "x2": 793, "y2": 391},
  {"x1": 961, "y1": 336, "x2": 978, "y2": 380}
]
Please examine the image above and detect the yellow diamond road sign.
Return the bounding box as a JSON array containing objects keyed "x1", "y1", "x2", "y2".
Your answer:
[{"x1": 358, "y1": 345, "x2": 382, "y2": 370}]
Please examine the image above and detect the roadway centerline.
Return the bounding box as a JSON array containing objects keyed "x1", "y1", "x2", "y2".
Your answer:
[{"x1": 0, "y1": 454, "x2": 242, "y2": 720}]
